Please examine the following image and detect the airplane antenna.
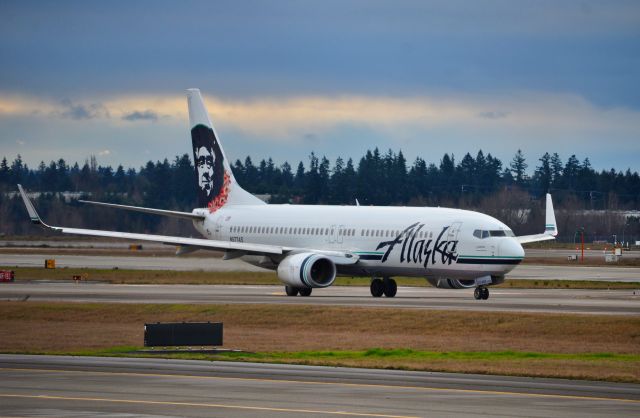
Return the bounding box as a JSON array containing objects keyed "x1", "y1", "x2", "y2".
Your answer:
[{"x1": 355, "y1": 198, "x2": 360, "y2": 207}]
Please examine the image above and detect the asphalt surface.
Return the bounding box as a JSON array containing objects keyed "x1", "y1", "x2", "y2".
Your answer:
[
  {"x1": 1, "y1": 355, "x2": 638, "y2": 417},
  {"x1": 2, "y1": 282, "x2": 638, "y2": 315},
  {"x1": 3, "y1": 253, "x2": 640, "y2": 281}
]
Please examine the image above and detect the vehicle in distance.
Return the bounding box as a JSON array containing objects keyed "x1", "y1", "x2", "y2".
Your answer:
[{"x1": 18, "y1": 89, "x2": 558, "y2": 300}]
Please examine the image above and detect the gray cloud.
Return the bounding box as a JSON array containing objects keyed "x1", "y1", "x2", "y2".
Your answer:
[
  {"x1": 122, "y1": 110, "x2": 160, "y2": 122},
  {"x1": 478, "y1": 111, "x2": 510, "y2": 120},
  {"x1": 54, "y1": 98, "x2": 109, "y2": 120}
]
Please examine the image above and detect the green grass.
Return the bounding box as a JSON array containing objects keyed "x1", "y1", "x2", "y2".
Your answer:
[
  {"x1": 31, "y1": 346, "x2": 640, "y2": 369},
  {"x1": 33, "y1": 346, "x2": 639, "y2": 383},
  {"x1": 158, "y1": 348, "x2": 639, "y2": 363},
  {"x1": 42, "y1": 345, "x2": 635, "y2": 369}
]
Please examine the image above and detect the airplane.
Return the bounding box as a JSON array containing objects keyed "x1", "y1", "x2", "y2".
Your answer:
[{"x1": 18, "y1": 88, "x2": 558, "y2": 300}]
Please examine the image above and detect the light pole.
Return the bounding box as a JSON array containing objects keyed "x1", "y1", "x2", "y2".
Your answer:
[{"x1": 574, "y1": 227, "x2": 585, "y2": 263}]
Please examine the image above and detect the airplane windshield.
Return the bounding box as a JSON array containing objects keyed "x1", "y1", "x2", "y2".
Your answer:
[{"x1": 473, "y1": 229, "x2": 515, "y2": 239}]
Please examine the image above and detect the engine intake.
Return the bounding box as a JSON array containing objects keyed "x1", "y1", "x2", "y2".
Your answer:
[{"x1": 277, "y1": 253, "x2": 337, "y2": 288}]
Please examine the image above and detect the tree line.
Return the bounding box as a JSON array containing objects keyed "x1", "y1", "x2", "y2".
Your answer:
[{"x1": 1, "y1": 149, "x2": 639, "y2": 240}]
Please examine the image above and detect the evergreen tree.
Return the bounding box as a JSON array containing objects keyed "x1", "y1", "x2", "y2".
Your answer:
[
  {"x1": 563, "y1": 154, "x2": 580, "y2": 190},
  {"x1": 550, "y1": 153, "x2": 563, "y2": 188},
  {"x1": 534, "y1": 152, "x2": 552, "y2": 193},
  {"x1": 510, "y1": 149, "x2": 528, "y2": 187}
]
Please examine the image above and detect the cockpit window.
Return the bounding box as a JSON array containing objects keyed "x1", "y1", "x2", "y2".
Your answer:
[{"x1": 474, "y1": 229, "x2": 515, "y2": 239}]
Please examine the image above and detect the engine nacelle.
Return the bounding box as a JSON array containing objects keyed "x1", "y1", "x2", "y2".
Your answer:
[
  {"x1": 277, "y1": 252, "x2": 337, "y2": 288},
  {"x1": 427, "y1": 275, "x2": 505, "y2": 289}
]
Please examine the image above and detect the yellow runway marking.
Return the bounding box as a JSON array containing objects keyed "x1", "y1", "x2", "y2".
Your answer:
[
  {"x1": 0, "y1": 394, "x2": 416, "y2": 418},
  {"x1": 1, "y1": 367, "x2": 639, "y2": 405}
]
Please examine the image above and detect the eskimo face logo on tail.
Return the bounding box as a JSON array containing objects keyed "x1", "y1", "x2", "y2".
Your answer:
[{"x1": 191, "y1": 124, "x2": 230, "y2": 212}]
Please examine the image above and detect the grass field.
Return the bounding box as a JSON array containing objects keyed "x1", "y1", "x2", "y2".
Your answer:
[
  {"x1": 1, "y1": 302, "x2": 638, "y2": 382},
  {"x1": 2, "y1": 266, "x2": 638, "y2": 289}
]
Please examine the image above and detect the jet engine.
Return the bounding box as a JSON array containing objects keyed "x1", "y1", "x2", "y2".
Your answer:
[
  {"x1": 277, "y1": 252, "x2": 337, "y2": 289},
  {"x1": 427, "y1": 275, "x2": 505, "y2": 289}
]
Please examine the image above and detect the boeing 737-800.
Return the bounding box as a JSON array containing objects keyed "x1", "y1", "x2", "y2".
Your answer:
[{"x1": 18, "y1": 89, "x2": 558, "y2": 300}]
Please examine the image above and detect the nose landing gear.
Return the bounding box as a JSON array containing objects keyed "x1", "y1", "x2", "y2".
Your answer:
[
  {"x1": 370, "y1": 277, "x2": 397, "y2": 297},
  {"x1": 474, "y1": 286, "x2": 489, "y2": 300}
]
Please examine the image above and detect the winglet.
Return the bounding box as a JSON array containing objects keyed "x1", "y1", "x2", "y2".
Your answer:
[
  {"x1": 17, "y1": 184, "x2": 49, "y2": 227},
  {"x1": 545, "y1": 193, "x2": 558, "y2": 237}
]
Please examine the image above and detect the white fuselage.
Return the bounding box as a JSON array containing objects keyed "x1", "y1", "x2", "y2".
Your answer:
[{"x1": 192, "y1": 204, "x2": 525, "y2": 281}]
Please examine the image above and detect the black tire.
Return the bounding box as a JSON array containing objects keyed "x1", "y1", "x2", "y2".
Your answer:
[
  {"x1": 285, "y1": 286, "x2": 299, "y2": 296},
  {"x1": 383, "y1": 278, "x2": 397, "y2": 297},
  {"x1": 474, "y1": 287, "x2": 481, "y2": 300},
  {"x1": 299, "y1": 287, "x2": 312, "y2": 297},
  {"x1": 370, "y1": 278, "x2": 384, "y2": 297},
  {"x1": 481, "y1": 287, "x2": 490, "y2": 300}
]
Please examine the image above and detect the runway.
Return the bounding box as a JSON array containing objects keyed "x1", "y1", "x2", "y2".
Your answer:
[
  {"x1": 3, "y1": 253, "x2": 640, "y2": 281},
  {"x1": 1, "y1": 354, "x2": 638, "y2": 417},
  {"x1": 1, "y1": 281, "x2": 638, "y2": 315}
]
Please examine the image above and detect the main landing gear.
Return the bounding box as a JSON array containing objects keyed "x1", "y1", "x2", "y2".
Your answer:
[
  {"x1": 285, "y1": 286, "x2": 312, "y2": 297},
  {"x1": 370, "y1": 277, "x2": 397, "y2": 298},
  {"x1": 474, "y1": 286, "x2": 490, "y2": 300}
]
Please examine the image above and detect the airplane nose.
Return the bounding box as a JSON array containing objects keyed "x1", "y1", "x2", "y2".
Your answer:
[{"x1": 499, "y1": 238, "x2": 525, "y2": 260}]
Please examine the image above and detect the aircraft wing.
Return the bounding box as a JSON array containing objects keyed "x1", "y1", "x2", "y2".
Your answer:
[
  {"x1": 515, "y1": 193, "x2": 558, "y2": 244},
  {"x1": 17, "y1": 184, "x2": 358, "y2": 263}
]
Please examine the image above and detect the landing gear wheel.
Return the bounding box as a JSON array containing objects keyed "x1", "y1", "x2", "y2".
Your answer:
[
  {"x1": 299, "y1": 288, "x2": 312, "y2": 297},
  {"x1": 285, "y1": 286, "x2": 299, "y2": 296},
  {"x1": 370, "y1": 278, "x2": 384, "y2": 297},
  {"x1": 474, "y1": 286, "x2": 490, "y2": 300},
  {"x1": 383, "y1": 278, "x2": 397, "y2": 298}
]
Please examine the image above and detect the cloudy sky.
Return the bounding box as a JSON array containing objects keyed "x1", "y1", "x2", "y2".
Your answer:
[{"x1": 1, "y1": 0, "x2": 639, "y2": 172}]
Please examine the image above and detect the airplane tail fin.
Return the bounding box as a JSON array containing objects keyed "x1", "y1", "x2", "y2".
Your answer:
[{"x1": 187, "y1": 89, "x2": 265, "y2": 211}]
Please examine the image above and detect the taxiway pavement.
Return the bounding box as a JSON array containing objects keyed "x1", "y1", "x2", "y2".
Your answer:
[
  {"x1": 1, "y1": 282, "x2": 638, "y2": 315},
  {"x1": 1, "y1": 354, "x2": 638, "y2": 417}
]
